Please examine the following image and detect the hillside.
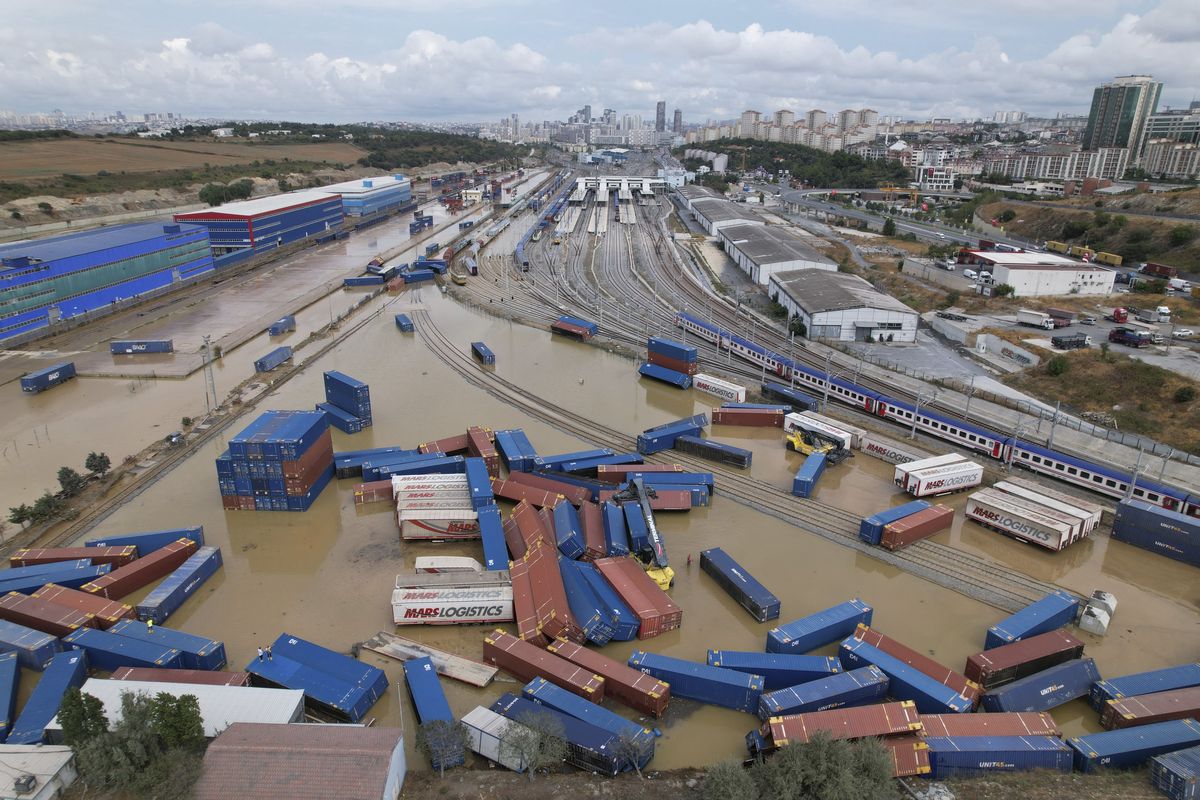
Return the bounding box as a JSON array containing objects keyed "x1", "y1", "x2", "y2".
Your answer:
[{"x1": 673, "y1": 138, "x2": 910, "y2": 187}]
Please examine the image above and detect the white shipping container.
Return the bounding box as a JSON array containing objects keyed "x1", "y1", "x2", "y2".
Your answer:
[
  {"x1": 986, "y1": 488, "x2": 1087, "y2": 542},
  {"x1": 693, "y1": 373, "x2": 748, "y2": 403},
  {"x1": 993, "y1": 481, "x2": 1095, "y2": 538},
  {"x1": 461, "y1": 706, "x2": 529, "y2": 772},
  {"x1": 965, "y1": 490, "x2": 1072, "y2": 551},
  {"x1": 904, "y1": 461, "x2": 983, "y2": 497},
  {"x1": 860, "y1": 433, "x2": 931, "y2": 465},
  {"x1": 392, "y1": 571, "x2": 514, "y2": 624},
  {"x1": 414, "y1": 556, "x2": 485, "y2": 574},
  {"x1": 1003, "y1": 476, "x2": 1105, "y2": 528},
  {"x1": 391, "y1": 475, "x2": 468, "y2": 498},
  {"x1": 893, "y1": 452, "x2": 966, "y2": 487},
  {"x1": 396, "y1": 498, "x2": 475, "y2": 513},
  {"x1": 394, "y1": 489, "x2": 474, "y2": 504},
  {"x1": 783, "y1": 412, "x2": 852, "y2": 452},
  {"x1": 400, "y1": 511, "x2": 481, "y2": 540},
  {"x1": 800, "y1": 411, "x2": 868, "y2": 449}
]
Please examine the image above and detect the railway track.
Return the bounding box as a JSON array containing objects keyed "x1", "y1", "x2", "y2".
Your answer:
[{"x1": 412, "y1": 306, "x2": 1060, "y2": 612}]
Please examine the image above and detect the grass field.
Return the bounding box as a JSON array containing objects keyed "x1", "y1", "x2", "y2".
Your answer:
[{"x1": 0, "y1": 138, "x2": 366, "y2": 181}]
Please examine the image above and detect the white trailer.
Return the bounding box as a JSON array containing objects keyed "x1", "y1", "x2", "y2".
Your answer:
[
  {"x1": 965, "y1": 489, "x2": 1073, "y2": 551},
  {"x1": 987, "y1": 486, "x2": 1088, "y2": 543},
  {"x1": 859, "y1": 433, "x2": 932, "y2": 466},
  {"x1": 414, "y1": 556, "x2": 485, "y2": 574},
  {"x1": 394, "y1": 489, "x2": 474, "y2": 504},
  {"x1": 1017, "y1": 309, "x2": 1054, "y2": 330},
  {"x1": 399, "y1": 509, "x2": 481, "y2": 540},
  {"x1": 391, "y1": 474, "x2": 469, "y2": 498},
  {"x1": 392, "y1": 571, "x2": 513, "y2": 624},
  {"x1": 800, "y1": 411, "x2": 868, "y2": 449},
  {"x1": 693, "y1": 373, "x2": 748, "y2": 403},
  {"x1": 904, "y1": 461, "x2": 983, "y2": 497},
  {"x1": 784, "y1": 412, "x2": 853, "y2": 452},
  {"x1": 993, "y1": 481, "x2": 1096, "y2": 539},
  {"x1": 461, "y1": 706, "x2": 529, "y2": 772},
  {"x1": 893, "y1": 453, "x2": 966, "y2": 489},
  {"x1": 1003, "y1": 476, "x2": 1105, "y2": 529}
]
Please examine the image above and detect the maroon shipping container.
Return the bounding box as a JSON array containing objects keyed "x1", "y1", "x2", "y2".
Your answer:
[
  {"x1": 0, "y1": 592, "x2": 97, "y2": 636},
  {"x1": 880, "y1": 505, "x2": 954, "y2": 550},
  {"x1": 1101, "y1": 686, "x2": 1200, "y2": 730},
  {"x1": 467, "y1": 426, "x2": 500, "y2": 477},
  {"x1": 711, "y1": 408, "x2": 785, "y2": 427},
  {"x1": 546, "y1": 636, "x2": 670, "y2": 717},
  {"x1": 418, "y1": 433, "x2": 469, "y2": 456},
  {"x1": 578, "y1": 501, "x2": 606, "y2": 561},
  {"x1": 503, "y1": 518, "x2": 528, "y2": 561},
  {"x1": 222, "y1": 495, "x2": 256, "y2": 511},
  {"x1": 482, "y1": 629, "x2": 604, "y2": 702},
  {"x1": 965, "y1": 629, "x2": 1084, "y2": 690},
  {"x1": 918, "y1": 712, "x2": 1060, "y2": 738},
  {"x1": 110, "y1": 667, "x2": 252, "y2": 687},
  {"x1": 284, "y1": 446, "x2": 335, "y2": 496},
  {"x1": 852, "y1": 624, "x2": 980, "y2": 706},
  {"x1": 537, "y1": 507, "x2": 556, "y2": 542},
  {"x1": 595, "y1": 464, "x2": 683, "y2": 484},
  {"x1": 31, "y1": 584, "x2": 135, "y2": 629},
  {"x1": 353, "y1": 480, "x2": 394, "y2": 505},
  {"x1": 281, "y1": 429, "x2": 333, "y2": 479},
  {"x1": 509, "y1": 558, "x2": 547, "y2": 646},
  {"x1": 508, "y1": 472, "x2": 591, "y2": 506},
  {"x1": 646, "y1": 352, "x2": 699, "y2": 375},
  {"x1": 593, "y1": 556, "x2": 682, "y2": 639},
  {"x1": 768, "y1": 701, "x2": 922, "y2": 746},
  {"x1": 491, "y1": 479, "x2": 563, "y2": 508},
  {"x1": 597, "y1": 489, "x2": 692, "y2": 511},
  {"x1": 386, "y1": 277, "x2": 405, "y2": 292},
  {"x1": 81, "y1": 539, "x2": 199, "y2": 600},
  {"x1": 523, "y1": 542, "x2": 584, "y2": 643},
  {"x1": 881, "y1": 734, "x2": 932, "y2": 778},
  {"x1": 11, "y1": 546, "x2": 136, "y2": 568},
  {"x1": 551, "y1": 321, "x2": 593, "y2": 340},
  {"x1": 512, "y1": 501, "x2": 552, "y2": 553}
]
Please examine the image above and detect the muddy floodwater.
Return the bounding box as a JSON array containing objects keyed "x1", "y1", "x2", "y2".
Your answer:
[{"x1": 4, "y1": 285, "x2": 1194, "y2": 770}]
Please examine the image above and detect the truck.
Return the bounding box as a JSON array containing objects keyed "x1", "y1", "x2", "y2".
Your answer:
[
  {"x1": 1016, "y1": 310, "x2": 1055, "y2": 330},
  {"x1": 1108, "y1": 327, "x2": 1152, "y2": 348},
  {"x1": 1045, "y1": 308, "x2": 1075, "y2": 327},
  {"x1": 1141, "y1": 262, "x2": 1178, "y2": 280},
  {"x1": 1135, "y1": 307, "x2": 1170, "y2": 324},
  {"x1": 1105, "y1": 307, "x2": 1129, "y2": 324},
  {"x1": 1051, "y1": 333, "x2": 1091, "y2": 350}
]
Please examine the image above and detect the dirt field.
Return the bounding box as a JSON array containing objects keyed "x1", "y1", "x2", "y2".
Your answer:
[{"x1": 0, "y1": 138, "x2": 366, "y2": 181}]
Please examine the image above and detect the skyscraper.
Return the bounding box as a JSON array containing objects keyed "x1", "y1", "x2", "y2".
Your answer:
[
  {"x1": 655, "y1": 101, "x2": 666, "y2": 132},
  {"x1": 672, "y1": 109, "x2": 683, "y2": 134},
  {"x1": 1082, "y1": 75, "x2": 1162, "y2": 152}
]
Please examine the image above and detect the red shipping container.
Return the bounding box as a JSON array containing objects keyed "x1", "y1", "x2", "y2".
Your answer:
[
  {"x1": 482, "y1": 629, "x2": 604, "y2": 702},
  {"x1": 31, "y1": 584, "x2": 135, "y2": 629},
  {"x1": 81, "y1": 539, "x2": 199, "y2": 600},
  {"x1": 1101, "y1": 686, "x2": 1200, "y2": 730},
  {"x1": 467, "y1": 426, "x2": 500, "y2": 477},
  {"x1": 508, "y1": 558, "x2": 547, "y2": 646},
  {"x1": 0, "y1": 592, "x2": 98, "y2": 636},
  {"x1": 881, "y1": 734, "x2": 932, "y2": 778},
  {"x1": 353, "y1": 480, "x2": 394, "y2": 505},
  {"x1": 490, "y1": 479, "x2": 562, "y2": 508},
  {"x1": 546, "y1": 636, "x2": 670, "y2": 717},
  {"x1": 551, "y1": 321, "x2": 593, "y2": 340},
  {"x1": 111, "y1": 667, "x2": 252, "y2": 687},
  {"x1": 593, "y1": 556, "x2": 682, "y2": 639},
  {"x1": 512, "y1": 501, "x2": 552, "y2": 552},
  {"x1": 880, "y1": 505, "x2": 954, "y2": 550},
  {"x1": 768, "y1": 701, "x2": 922, "y2": 746},
  {"x1": 646, "y1": 352, "x2": 699, "y2": 375},
  {"x1": 386, "y1": 277, "x2": 405, "y2": 292},
  {"x1": 919, "y1": 712, "x2": 1060, "y2": 738},
  {"x1": 851, "y1": 625, "x2": 980, "y2": 706},
  {"x1": 711, "y1": 408, "x2": 785, "y2": 427},
  {"x1": 523, "y1": 542, "x2": 584, "y2": 643},
  {"x1": 508, "y1": 472, "x2": 591, "y2": 506},
  {"x1": 595, "y1": 464, "x2": 684, "y2": 484},
  {"x1": 578, "y1": 501, "x2": 606, "y2": 561},
  {"x1": 11, "y1": 546, "x2": 136, "y2": 568},
  {"x1": 283, "y1": 450, "x2": 334, "y2": 496},
  {"x1": 281, "y1": 430, "x2": 333, "y2": 479},
  {"x1": 418, "y1": 433, "x2": 469, "y2": 455},
  {"x1": 597, "y1": 489, "x2": 692, "y2": 511},
  {"x1": 503, "y1": 518, "x2": 527, "y2": 561},
  {"x1": 221, "y1": 495, "x2": 256, "y2": 511},
  {"x1": 965, "y1": 629, "x2": 1084, "y2": 690}
]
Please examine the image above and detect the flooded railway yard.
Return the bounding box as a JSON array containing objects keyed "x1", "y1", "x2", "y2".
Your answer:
[{"x1": 2, "y1": 171, "x2": 1198, "y2": 773}]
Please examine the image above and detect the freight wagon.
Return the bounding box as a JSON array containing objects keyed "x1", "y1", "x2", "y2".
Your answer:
[
  {"x1": 392, "y1": 571, "x2": 513, "y2": 625},
  {"x1": 19, "y1": 362, "x2": 76, "y2": 393}
]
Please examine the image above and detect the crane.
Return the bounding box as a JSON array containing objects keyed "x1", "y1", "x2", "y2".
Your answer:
[
  {"x1": 608, "y1": 477, "x2": 675, "y2": 589},
  {"x1": 784, "y1": 428, "x2": 853, "y2": 464}
]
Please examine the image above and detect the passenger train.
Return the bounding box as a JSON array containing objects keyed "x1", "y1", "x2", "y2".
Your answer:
[{"x1": 675, "y1": 311, "x2": 1199, "y2": 516}]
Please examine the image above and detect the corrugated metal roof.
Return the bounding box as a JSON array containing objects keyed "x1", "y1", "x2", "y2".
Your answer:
[
  {"x1": 770, "y1": 270, "x2": 916, "y2": 315},
  {"x1": 0, "y1": 221, "x2": 206, "y2": 264},
  {"x1": 722, "y1": 223, "x2": 833, "y2": 267},
  {"x1": 970, "y1": 251, "x2": 1080, "y2": 266},
  {"x1": 692, "y1": 198, "x2": 765, "y2": 225},
  {"x1": 676, "y1": 185, "x2": 722, "y2": 200},
  {"x1": 0, "y1": 745, "x2": 74, "y2": 794},
  {"x1": 175, "y1": 190, "x2": 336, "y2": 219},
  {"x1": 315, "y1": 174, "x2": 411, "y2": 196}
]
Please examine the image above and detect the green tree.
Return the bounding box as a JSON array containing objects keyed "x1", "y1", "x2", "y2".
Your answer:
[
  {"x1": 415, "y1": 719, "x2": 470, "y2": 777},
  {"x1": 57, "y1": 466, "x2": 86, "y2": 497},
  {"x1": 151, "y1": 693, "x2": 205, "y2": 750},
  {"x1": 614, "y1": 732, "x2": 648, "y2": 779},
  {"x1": 1061, "y1": 220, "x2": 1089, "y2": 239},
  {"x1": 85, "y1": 451, "x2": 111, "y2": 477},
  {"x1": 58, "y1": 688, "x2": 109, "y2": 745},
  {"x1": 754, "y1": 734, "x2": 896, "y2": 800},
  {"x1": 998, "y1": 209, "x2": 1016, "y2": 223},
  {"x1": 704, "y1": 759, "x2": 756, "y2": 800},
  {"x1": 1046, "y1": 355, "x2": 1070, "y2": 376},
  {"x1": 992, "y1": 283, "x2": 1015, "y2": 297},
  {"x1": 30, "y1": 492, "x2": 66, "y2": 523},
  {"x1": 1127, "y1": 227, "x2": 1153, "y2": 243},
  {"x1": 941, "y1": 290, "x2": 961, "y2": 309},
  {"x1": 1100, "y1": 341, "x2": 1111, "y2": 361},
  {"x1": 7, "y1": 504, "x2": 31, "y2": 528},
  {"x1": 881, "y1": 218, "x2": 897, "y2": 236},
  {"x1": 1174, "y1": 386, "x2": 1196, "y2": 403},
  {"x1": 499, "y1": 710, "x2": 567, "y2": 781},
  {"x1": 1169, "y1": 226, "x2": 1196, "y2": 247},
  {"x1": 198, "y1": 183, "x2": 227, "y2": 206}
]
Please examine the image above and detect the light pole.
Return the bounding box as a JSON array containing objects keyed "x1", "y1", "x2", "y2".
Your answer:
[
  {"x1": 1047, "y1": 400, "x2": 1063, "y2": 450},
  {"x1": 1006, "y1": 420, "x2": 1032, "y2": 471},
  {"x1": 910, "y1": 390, "x2": 938, "y2": 440},
  {"x1": 963, "y1": 374, "x2": 978, "y2": 419}
]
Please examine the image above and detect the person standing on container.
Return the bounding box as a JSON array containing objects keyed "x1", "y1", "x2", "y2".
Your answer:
[
  {"x1": 146, "y1": 619, "x2": 154, "y2": 635},
  {"x1": 265, "y1": 645, "x2": 273, "y2": 662},
  {"x1": 257, "y1": 646, "x2": 264, "y2": 662}
]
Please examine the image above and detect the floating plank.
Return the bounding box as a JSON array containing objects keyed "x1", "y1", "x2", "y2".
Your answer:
[{"x1": 361, "y1": 631, "x2": 497, "y2": 688}]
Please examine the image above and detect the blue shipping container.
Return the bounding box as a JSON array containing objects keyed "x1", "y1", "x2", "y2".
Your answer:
[
  {"x1": 135, "y1": 546, "x2": 223, "y2": 624},
  {"x1": 647, "y1": 337, "x2": 698, "y2": 362},
  {"x1": 256, "y1": 632, "x2": 387, "y2": 722},
  {"x1": 465, "y1": 458, "x2": 495, "y2": 510},
  {"x1": 980, "y1": 658, "x2": 1101, "y2": 712},
  {"x1": 552, "y1": 501, "x2": 586, "y2": 560},
  {"x1": 631, "y1": 472, "x2": 715, "y2": 493},
  {"x1": 471, "y1": 341, "x2": 495, "y2": 364},
  {"x1": 628, "y1": 651, "x2": 764, "y2": 713},
  {"x1": 0, "y1": 560, "x2": 95, "y2": 582},
  {"x1": 1070, "y1": 719, "x2": 1200, "y2": 772},
  {"x1": 109, "y1": 339, "x2": 173, "y2": 354},
  {"x1": 19, "y1": 362, "x2": 76, "y2": 393},
  {"x1": 925, "y1": 735, "x2": 1073, "y2": 780},
  {"x1": 839, "y1": 637, "x2": 973, "y2": 714},
  {"x1": 1092, "y1": 662, "x2": 1200, "y2": 711},
  {"x1": 403, "y1": 657, "x2": 465, "y2": 771},
  {"x1": 533, "y1": 449, "x2": 614, "y2": 471},
  {"x1": 791, "y1": 452, "x2": 827, "y2": 499},
  {"x1": 334, "y1": 447, "x2": 415, "y2": 479},
  {"x1": 5, "y1": 651, "x2": 87, "y2": 744},
  {"x1": 363, "y1": 455, "x2": 465, "y2": 482},
  {"x1": 622, "y1": 503, "x2": 649, "y2": 554},
  {"x1": 107, "y1": 619, "x2": 225, "y2": 671},
  {"x1": 757, "y1": 665, "x2": 889, "y2": 720},
  {"x1": 568, "y1": 560, "x2": 639, "y2": 641},
  {"x1": 0, "y1": 619, "x2": 59, "y2": 671},
  {"x1": 494, "y1": 430, "x2": 527, "y2": 472},
  {"x1": 707, "y1": 650, "x2": 840, "y2": 692},
  {"x1": 720, "y1": 403, "x2": 791, "y2": 411},
  {"x1": 761, "y1": 382, "x2": 818, "y2": 412},
  {"x1": 1151, "y1": 744, "x2": 1200, "y2": 800},
  {"x1": 767, "y1": 599, "x2": 873, "y2": 655},
  {"x1": 554, "y1": 453, "x2": 641, "y2": 474},
  {"x1": 316, "y1": 402, "x2": 364, "y2": 434},
  {"x1": 1112, "y1": 500, "x2": 1200, "y2": 568},
  {"x1": 85, "y1": 526, "x2": 204, "y2": 556},
  {"x1": 477, "y1": 505, "x2": 509, "y2": 571},
  {"x1": 63, "y1": 627, "x2": 184, "y2": 671},
  {"x1": 0, "y1": 652, "x2": 17, "y2": 741},
  {"x1": 395, "y1": 313, "x2": 415, "y2": 332},
  {"x1": 699, "y1": 547, "x2": 780, "y2": 622},
  {"x1": 0, "y1": 563, "x2": 112, "y2": 596},
  {"x1": 490, "y1": 693, "x2": 622, "y2": 776},
  {"x1": 638, "y1": 363, "x2": 691, "y2": 389},
  {"x1": 859, "y1": 500, "x2": 932, "y2": 546},
  {"x1": 343, "y1": 275, "x2": 385, "y2": 287},
  {"x1": 522, "y1": 677, "x2": 653, "y2": 770},
  {"x1": 557, "y1": 558, "x2": 615, "y2": 645},
  {"x1": 253, "y1": 346, "x2": 293, "y2": 373},
  {"x1": 985, "y1": 589, "x2": 1080, "y2": 649}
]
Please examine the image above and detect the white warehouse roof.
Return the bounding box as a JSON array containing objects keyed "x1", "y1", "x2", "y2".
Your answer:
[
  {"x1": 176, "y1": 190, "x2": 337, "y2": 219},
  {"x1": 315, "y1": 174, "x2": 410, "y2": 196},
  {"x1": 721, "y1": 224, "x2": 833, "y2": 268},
  {"x1": 968, "y1": 251, "x2": 1081, "y2": 267},
  {"x1": 691, "y1": 198, "x2": 764, "y2": 226},
  {"x1": 769, "y1": 270, "x2": 915, "y2": 316}
]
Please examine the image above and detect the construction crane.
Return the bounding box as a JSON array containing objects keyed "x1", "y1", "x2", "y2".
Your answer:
[
  {"x1": 609, "y1": 477, "x2": 675, "y2": 589},
  {"x1": 784, "y1": 428, "x2": 853, "y2": 465},
  {"x1": 879, "y1": 183, "x2": 918, "y2": 206}
]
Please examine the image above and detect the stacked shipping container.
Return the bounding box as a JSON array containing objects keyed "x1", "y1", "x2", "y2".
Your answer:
[{"x1": 217, "y1": 411, "x2": 334, "y2": 512}]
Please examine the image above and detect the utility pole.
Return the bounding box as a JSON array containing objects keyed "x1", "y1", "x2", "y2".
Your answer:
[
  {"x1": 201, "y1": 335, "x2": 218, "y2": 414},
  {"x1": 1047, "y1": 400, "x2": 1062, "y2": 449},
  {"x1": 821, "y1": 352, "x2": 833, "y2": 411},
  {"x1": 910, "y1": 390, "x2": 937, "y2": 440},
  {"x1": 1124, "y1": 445, "x2": 1145, "y2": 501},
  {"x1": 963, "y1": 374, "x2": 978, "y2": 419}
]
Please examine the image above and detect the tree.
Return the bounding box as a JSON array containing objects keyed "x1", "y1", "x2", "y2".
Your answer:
[
  {"x1": 1169, "y1": 226, "x2": 1196, "y2": 247},
  {"x1": 789, "y1": 318, "x2": 806, "y2": 337},
  {"x1": 85, "y1": 452, "x2": 111, "y2": 477},
  {"x1": 1100, "y1": 341, "x2": 1111, "y2": 362},
  {"x1": 7, "y1": 504, "x2": 31, "y2": 528},
  {"x1": 58, "y1": 688, "x2": 109, "y2": 745},
  {"x1": 415, "y1": 719, "x2": 469, "y2": 777},
  {"x1": 1061, "y1": 220, "x2": 1089, "y2": 239},
  {"x1": 30, "y1": 492, "x2": 66, "y2": 523},
  {"x1": 881, "y1": 217, "x2": 897, "y2": 236},
  {"x1": 992, "y1": 283, "x2": 1015, "y2": 297},
  {"x1": 150, "y1": 692, "x2": 205, "y2": 750},
  {"x1": 499, "y1": 710, "x2": 567, "y2": 781},
  {"x1": 614, "y1": 732, "x2": 648, "y2": 778},
  {"x1": 998, "y1": 209, "x2": 1016, "y2": 223},
  {"x1": 57, "y1": 466, "x2": 86, "y2": 497},
  {"x1": 1046, "y1": 355, "x2": 1070, "y2": 376},
  {"x1": 1174, "y1": 386, "x2": 1196, "y2": 403},
  {"x1": 704, "y1": 759, "x2": 756, "y2": 800},
  {"x1": 754, "y1": 733, "x2": 896, "y2": 800}
]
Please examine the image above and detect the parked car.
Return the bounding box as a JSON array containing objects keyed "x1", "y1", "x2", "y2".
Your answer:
[
  {"x1": 1080, "y1": 317, "x2": 1097, "y2": 325},
  {"x1": 1173, "y1": 328, "x2": 1194, "y2": 338}
]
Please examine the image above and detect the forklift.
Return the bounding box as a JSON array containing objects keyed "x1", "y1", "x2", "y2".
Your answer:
[
  {"x1": 784, "y1": 427, "x2": 853, "y2": 465},
  {"x1": 609, "y1": 477, "x2": 675, "y2": 590}
]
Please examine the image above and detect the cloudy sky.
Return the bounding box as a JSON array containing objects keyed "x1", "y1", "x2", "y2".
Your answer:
[{"x1": 2, "y1": 0, "x2": 1199, "y2": 123}]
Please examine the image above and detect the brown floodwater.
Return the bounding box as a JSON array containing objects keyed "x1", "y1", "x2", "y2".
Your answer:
[{"x1": 3, "y1": 263, "x2": 1194, "y2": 770}]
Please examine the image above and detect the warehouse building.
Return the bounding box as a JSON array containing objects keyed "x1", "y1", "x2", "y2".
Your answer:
[
  {"x1": 175, "y1": 191, "x2": 344, "y2": 267},
  {"x1": 719, "y1": 224, "x2": 835, "y2": 285},
  {"x1": 675, "y1": 185, "x2": 723, "y2": 212},
  {"x1": 768, "y1": 270, "x2": 918, "y2": 342},
  {"x1": 690, "y1": 198, "x2": 765, "y2": 235},
  {"x1": 314, "y1": 174, "x2": 413, "y2": 217},
  {"x1": 0, "y1": 222, "x2": 214, "y2": 344},
  {"x1": 961, "y1": 251, "x2": 1115, "y2": 297}
]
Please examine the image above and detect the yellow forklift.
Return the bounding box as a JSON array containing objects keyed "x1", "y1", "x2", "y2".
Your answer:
[{"x1": 784, "y1": 427, "x2": 853, "y2": 465}]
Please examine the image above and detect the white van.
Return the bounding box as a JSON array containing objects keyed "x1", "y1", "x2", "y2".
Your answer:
[{"x1": 963, "y1": 269, "x2": 978, "y2": 279}]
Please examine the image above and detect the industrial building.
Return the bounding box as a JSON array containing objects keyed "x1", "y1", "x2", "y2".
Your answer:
[
  {"x1": 719, "y1": 224, "x2": 836, "y2": 285},
  {"x1": 175, "y1": 191, "x2": 344, "y2": 268},
  {"x1": 0, "y1": 222, "x2": 214, "y2": 344},
  {"x1": 961, "y1": 251, "x2": 1116, "y2": 297},
  {"x1": 767, "y1": 270, "x2": 918, "y2": 342},
  {"x1": 689, "y1": 198, "x2": 765, "y2": 235},
  {"x1": 0, "y1": 745, "x2": 76, "y2": 800},
  {"x1": 675, "y1": 185, "x2": 723, "y2": 212},
  {"x1": 314, "y1": 174, "x2": 413, "y2": 217}
]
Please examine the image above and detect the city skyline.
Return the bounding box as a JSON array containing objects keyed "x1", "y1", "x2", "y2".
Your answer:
[{"x1": 2, "y1": 1, "x2": 1199, "y2": 123}]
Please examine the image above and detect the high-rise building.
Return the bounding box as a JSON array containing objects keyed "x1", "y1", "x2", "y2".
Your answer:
[
  {"x1": 582, "y1": 105, "x2": 592, "y2": 124},
  {"x1": 672, "y1": 108, "x2": 682, "y2": 134},
  {"x1": 1082, "y1": 75, "x2": 1162, "y2": 152},
  {"x1": 774, "y1": 110, "x2": 795, "y2": 127},
  {"x1": 837, "y1": 109, "x2": 860, "y2": 131},
  {"x1": 859, "y1": 109, "x2": 879, "y2": 128},
  {"x1": 655, "y1": 101, "x2": 666, "y2": 132},
  {"x1": 806, "y1": 109, "x2": 827, "y2": 129},
  {"x1": 739, "y1": 110, "x2": 761, "y2": 137}
]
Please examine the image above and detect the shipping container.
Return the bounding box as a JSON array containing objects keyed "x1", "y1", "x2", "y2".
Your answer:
[
  {"x1": 81, "y1": 539, "x2": 198, "y2": 600},
  {"x1": 247, "y1": 633, "x2": 388, "y2": 722},
  {"x1": 881, "y1": 734, "x2": 933, "y2": 778},
  {"x1": 1093, "y1": 663, "x2": 1200, "y2": 711},
  {"x1": 593, "y1": 557, "x2": 681, "y2": 639},
  {"x1": 767, "y1": 700, "x2": 921, "y2": 746},
  {"x1": 791, "y1": 452, "x2": 827, "y2": 498},
  {"x1": 0, "y1": 563, "x2": 113, "y2": 595},
  {"x1": 0, "y1": 618, "x2": 60, "y2": 671},
  {"x1": 1151, "y1": 744, "x2": 1200, "y2": 800},
  {"x1": 334, "y1": 447, "x2": 416, "y2": 479},
  {"x1": 30, "y1": 584, "x2": 134, "y2": 629},
  {"x1": 0, "y1": 560, "x2": 97, "y2": 582},
  {"x1": 966, "y1": 629, "x2": 1085, "y2": 690},
  {"x1": 760, "y1": 382, "x2": 819, "y2": 412},
  {"x1": 551, "y1": 319, "x2": 594, "y2": 341},
  {"x1": 849, "y1": 625, "x2": 979, "y2": 706},
  {"x1": 395, "y1": 313, "x2": 415, "y2": 332},
  {"x1": 966, "y1": 488, "x2": 1077, "y2": 550},
  {"x1": 110, "y1": 667, "x2": 251, "y2": 686},
  {"x1": 578, "y1": 501, "x2": 606, "y2": 560},
  {"x1": 1004, "y1": 476, "x2": 1105, "y2": 528},
  {"x1": 1103, "y1": 685, "x2": 1200, "y2": 730},
  {"x1": 1070, "y1": 719, "x2": 1200, "y2": 772},
  {"x1": 707, "y1": 650, "x2": 840, "y2": 692},
  {"x1": 628, "y1": 651, "x2": 763, "y2": 713},
  {"x1": 254, "y1": 346, "x2": 293, "y2": 373},
  {"x1": 1112, "y1": 500, "x2": 1200, "y2": 568},
  {"x1": 558, "y1": 558, "x2": 615, "y2": 645},
  {"x1": 546, "y1": 636, "x2": 668, "y2": 717},
  {"x1": 622, "y1": 503, "x2": 649, "y2": 554},
  {"x1": 391, "y1": 571, "x2": 513, "y2": 625},
  {"x1": 839, "y1": 638, "x2": 973, "y2": 714},
  {"x1": 700, "y1": 547, "x2": 780, "y2": 622},
  {"x1": 268, "y1": 315, "x2": 296, "y2": 336},
  {"x1": 84, "y1": 526, "x2": 204, "y2": 556},
  {"x1": 711, "y1": 408, "x2": 785, "y2": 427},
  {"x1": 783, "y1": 412, "x2": 853, "y2": 452},
  {"x1": 343, "y1": 274, "x2": 385, "y2": 287},
  {"x1": 993, "y1": 480, "x2": 1097, "y2": 537},
  {"x1": 508, "y1": 560, "x2": 545, "y2": 646},
  {"x1": 552, "y1": 502, "x2": 586, "y2": 560},
  {"x1": 904, "y1": 461, "x2": 984, "y2": 498},
  {"x1": 490, "y1": 693, "x2": 622, "y2": 776},
  {"x1": 483, "y1": 630, "x2": 604, "y2": 702},
  {"x1": 693, "y1": 373, "x2": 748, "y2": 403},
  {"x1": 135, "y1": 546, "x2": 223, "y2": 625},
  {"x1": 490, "y1": 479, "x2": 563, "y2": 509},
  {"x1": 925, "y1": 735, "x2": 1073, "y2": 780},
  {"x1": 404, "y1": 268, "x2": 435, "y2": 284},
  {"x1": 471, "y1": 341, "x2": 495, "y2": 364},
  {"x1": 109, "y1": 339, "x2": 174, "y2": 354},
  {"x1": 647, "y1": 337, "x2": 698, "y2": 362},
  {"x1": 316, "y1": 402, "x2": 364, "y2": 434},
  {"x1": 880, "y1": 505, "x2": 954, "y2": 550},
  {"x1": 673, "y1": 435, "x2": 752, "y2": 469},
  {"x1": 106, "y1": 619, "x2": 225, "y2": 671},
  {"x1": 858, "y1": 500, "x2": 931, "y2": 546},
  {"x1": 366, "y1": 455, "x2": 465, "y2": 483},
  {"x1": 634, "y1": 471, "x2": 715, "y2": 492},
  {"x1": 646, "y1": 352, "x2": 700, "y2": 375},
  {"x1": 533, "y1": 448, "x2": 616, "y2": 472},
  {"x1": 859, "y1": 433, "x2": 931, "y2": 465},
  {"x1": 522, "y1": 542, "x2": 583, "y2": 644},
  {"x1": 564, "y1": 561, "x2": 639, "y2": 642},
  {"x1": 477, "y1": 506, "x2": 509, "y2": 572},
  {"x1": 638, "y1": 362, "x2": 691, "y2": 389},
  {"x1": 5, "y1": 651, "x2": 87, "y2": 744},
  {"x1": 19, "y1": 362, "x2": 76, "y2": 393},
  {"x1": 985, "y1": 589, "x2": 1080, "y2": 650},
  {"x1": 0, "y1": 592, "x2": 96, "y2": 637},
  {"x1": 10, "y1": 546, "x2": 136, "y2": 568},
  {"x1": 63, "y1": 627, "x2": 184, "y2": 671},
  {"x1": 403, "y1": 657, "x2": 465, "y2": 770},
  {"x1": 919, "y1": 711, "x2": 1060, "y2": 738},
  {"x1": 758, "y1": 665, "x2": 890, "y2": 720},
  {"x1": 523, "y1": 677, "x2": 654, "y2": 770},
  {"x1": 0, "y1": 651, "x2": 17, "y2": 740},
  {"x1": 980, "y1": 657, "x2": 1101, "y2": 712},
  {"x1": 461, "y1": 705, "x2": 530, "y2": 773},
  {"x1": 228, "y1": 410, "x2": 329, "y2": 461},
  {"x1": 894, "y1": 454, "x2": 967, "y2": 484},
  {"x1": 799, "y1": 411, "x2": 869, "y2": 449},
  {"x1": 494, "y1": 429, "x2": 536, "y2": 472},
  {"x1": 602, "y1": 502, "x2": 630, "y2": 556},
  {"x1": 767, "y1": 599, "x2": 872, "y2": 654}
]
